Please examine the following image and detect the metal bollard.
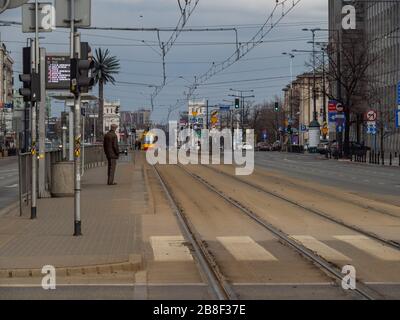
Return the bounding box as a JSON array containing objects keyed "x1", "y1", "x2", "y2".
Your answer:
[{"x1": 390, "y1": 153, "x2": 392, "y2": 166}]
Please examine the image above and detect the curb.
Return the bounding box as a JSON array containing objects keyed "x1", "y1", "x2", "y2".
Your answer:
[
  {"x1": 0, "y1": 254, "x2": 143, "y2": 279},
  {"x1": 0, "y1": 201, "x2": 19, "y2": 217}
]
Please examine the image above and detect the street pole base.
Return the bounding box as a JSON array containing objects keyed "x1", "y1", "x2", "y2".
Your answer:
[
  {"x1": 31, "y1": 207, "x2": 37, "y2": 220},
  {"x1": 74, "y1": 221, "x2": 82, "y2": 237}
]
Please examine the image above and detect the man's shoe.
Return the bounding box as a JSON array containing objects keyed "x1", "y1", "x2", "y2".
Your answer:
[{"x1": 108, "y1": 183, "x2": 117, "y2": 186}]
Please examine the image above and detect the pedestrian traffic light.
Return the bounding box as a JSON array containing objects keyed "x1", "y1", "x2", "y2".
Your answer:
[
  {"x1": 235, "y1": 98, "x2": 240, "y2": 109},
  {"x1": 274, "y1": 102, "x2": 279, "y2": 112},
  {"x1": 19, "y1": 47, "x2": 41, "y2": 103},
  {"x1": 70, "y1": 43, "x2": 95, "y2": 95}
]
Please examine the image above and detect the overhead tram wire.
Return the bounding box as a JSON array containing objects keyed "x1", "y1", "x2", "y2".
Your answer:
[{"x1": 185, "y1": 0, "x2": 303, "y2": 100}]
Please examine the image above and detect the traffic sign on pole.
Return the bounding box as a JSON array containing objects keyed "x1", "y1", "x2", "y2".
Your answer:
[
  {"x1": 396, "y1": 110, "x2": 400, "y2": 129},
  {"x1": 365, "y1": 110, "x2": 377, "y2": 122}
]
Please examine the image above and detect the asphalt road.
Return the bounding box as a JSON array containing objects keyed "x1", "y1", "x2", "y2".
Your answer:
[
  {"x1": 255, "y1": 152, "x2": 400, "y2": 200},
  {"x1": 0, "y1": 157, "x2": 19, "y2": 213}
]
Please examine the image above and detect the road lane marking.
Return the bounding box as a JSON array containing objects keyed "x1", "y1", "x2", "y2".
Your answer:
[
  {"x1": 334, "y1": 235, "x2": 400, "y2": 261},
  {"x1": 217, "y1": 236, "x2": 278, "y2": 261},
  {"x1": 5, "y1": 184, "x2": 18, "y2": 188},
  {"x1": 291, "y1": 236, "x2": 351, "y2": 261},
  {"x1": 150, "y1": 236, "x2": 193, "y2": 262}
]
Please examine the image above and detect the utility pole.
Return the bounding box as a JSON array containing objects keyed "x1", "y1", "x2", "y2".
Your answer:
[
  {"x1": 31, "y1": 0, "x2": 39, "y2": 219},
  {"x1": 70, "y1": 0, "x2": 82, "y2": 236}
]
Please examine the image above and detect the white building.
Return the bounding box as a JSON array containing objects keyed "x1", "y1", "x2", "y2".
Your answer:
[{"x1": 103, "y1": 100, "x2": 121, "y2": 140}]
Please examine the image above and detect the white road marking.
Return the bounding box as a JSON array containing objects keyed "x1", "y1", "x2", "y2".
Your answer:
[
  {"x1": 334, "y1": 235, "x2": 400, "y2": 261},
  {"x1": 5, "y1": 184, "x2": 18, "y2": 188},
  {"x1": 150, "y1": 236, "x2": 193, "y2": 262},
  {"x1": 291, "y1": 235, "x2": 351, "y2": 261},
  {"x1": 217, "y1": 236, "x2": 278, "y2": 261}
]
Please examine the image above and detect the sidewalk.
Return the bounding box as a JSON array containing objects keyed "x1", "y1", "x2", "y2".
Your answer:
[{"x1": 0, "y1": 153, "x2": 150, "y2": 277}]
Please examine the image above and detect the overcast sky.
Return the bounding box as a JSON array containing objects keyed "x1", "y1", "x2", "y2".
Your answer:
[{"x1": 1, "y1": 0, "x2": 328, "y2": 122}]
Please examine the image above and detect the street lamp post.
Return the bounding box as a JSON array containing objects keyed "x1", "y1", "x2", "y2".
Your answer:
[
  {"x1": 282, "y1": 52, "x2": 295, "y2": 152},
  {"x1": 302, "y1": 28, "x2": 321, "y2": 153}
]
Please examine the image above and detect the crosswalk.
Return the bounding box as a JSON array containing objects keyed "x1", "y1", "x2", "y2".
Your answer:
[{"x1": 149, "y1": 235, "x2": 400, "y2": 262}]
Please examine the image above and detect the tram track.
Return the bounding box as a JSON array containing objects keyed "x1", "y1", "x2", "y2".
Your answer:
[{"x1": 173, "y1": 164, "x2": 386, "y2": 300}]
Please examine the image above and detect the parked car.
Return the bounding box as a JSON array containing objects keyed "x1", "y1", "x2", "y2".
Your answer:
[
  {"x1": 330, "y1": 141, "x2": 371, "y2": 158},
  {"x1": 238, "y1": 143, "x2": 253, "y2": 151},
  {"x1": 256, "y1": 142, "x2": 271, "y2": 152},
  {"x1": 271, "y1": 141, "x2": 282, "y2": 151}
]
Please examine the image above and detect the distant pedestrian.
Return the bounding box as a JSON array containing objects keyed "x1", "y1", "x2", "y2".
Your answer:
[{"x1": 103, "y1": 124, "x2": 119, "y2": 185}]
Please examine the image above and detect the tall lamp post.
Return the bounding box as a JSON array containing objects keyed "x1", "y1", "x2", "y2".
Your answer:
[
  {"x1": 282, "y1": 52, "x2": 295, "y2": 151},
  {"x1": 302, "y1": 28, "x2": 321, "y2": 153}
]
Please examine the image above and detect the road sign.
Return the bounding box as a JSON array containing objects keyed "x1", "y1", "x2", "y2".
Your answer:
[
  {"x1": 300, "y1": 124, "x2": 308, "y2": 132},
  {"x1": 22, "y1": 2, "x2": 54, "y2": 33},
  {"x1": 328, "y1": 100, "x2": 338, "y2": 112},
  {"x1": 366, "y1": 110, "x2": 377, "y2": 122},
  {"x1": 396, "y1": 110, "x2": 400, "y2": 129},
  {"x1": 397, "y1": 82, "x2": 400, "y2": 105},
  {"x1": 218, "y1": 104, "x2": 231, "y2": 111},
  {"x1": 328, "y1": 112, "x2": 337, "y2": 123},
  {"x1": 55, "y1": 0, "x2": 91, "y2": 28},
  {"x1": 45, "y1": 54, "x2": 71, "y2": 90},
  {"x1": 367, "y1": 121, "x2": 377, "y2": 135},
  {"x1": 336, "y1": 103, "x2": 344, "y2": 113}
]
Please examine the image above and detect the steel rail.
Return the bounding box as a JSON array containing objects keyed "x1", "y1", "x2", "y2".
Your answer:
[
  {"x1": 152, "y1": 165, "x2": 237, "y2": 300},
  {"x1": 176, "y1": 164, "x2": 383, "y2": 300}
]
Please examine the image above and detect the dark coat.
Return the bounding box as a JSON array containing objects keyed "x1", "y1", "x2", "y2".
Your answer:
[{"x1": 103, "y1": 131, "x2": 119, "y2": 159}]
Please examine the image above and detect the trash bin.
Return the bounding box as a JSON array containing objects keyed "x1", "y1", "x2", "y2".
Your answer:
[{"x1": 51, "y1": 161, "x2": 74, "y2": 197}]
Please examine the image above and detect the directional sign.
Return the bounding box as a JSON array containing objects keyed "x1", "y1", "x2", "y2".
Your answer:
[
  {"x1": 366, "y1": 110, "x2": 377, "y2": 122},
  {"x1": 397, "y1": 82, "x2": 400, "y2": 105},
  {"x1": 328, "y1": 112, "x2": 337, "y2": 123},
  {"x1": 218, "y1": 104, "x2": 231, "y2": 111},
  {"x1": 22, "y1": 3, "x2": 55, "y2": 33},
  {"x1": 55, "y1": 0, "x2": 91, "y2": 28},
  {"x1": 367, "y1": 121, "x2": 377, "y2": 135}
]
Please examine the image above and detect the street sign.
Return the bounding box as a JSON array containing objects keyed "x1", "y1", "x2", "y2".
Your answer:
[
  {"x1": 366, "y1": 110, "x2": 377, "y2": 122},
  {"x1": 22, "y1": 2, "x2": 55, "y2": 33},
  {"x1": 367, "y1": 121, "x2": 377, "y2": 135},
  {"x1": 328, "y1": 100, "x2": 338, "y2": 112},
  {"x1": 45, "y1": 54, "x2": 71, "y2": 90},
  {"x1": 300, "y1": 124, "x2": 308, "y2": 132},
  {"x1": 397, "y1": 82, "x2": 400, "y2": 105},
  {"x1": 328, "y1": 112, "x2": 337, "y2": 123},
  {"x1": 336, "y1": 103, "x2": 344, "y2": 113},
  {"x1": 396, "y1": 110, "x2": 400, "y2": 129},
  {"x1": 55, "y1": 0, "x2": 91, "y2": 28},
  {"x1": 218, "y1": 104, "x2": 231, "y2": 112}
]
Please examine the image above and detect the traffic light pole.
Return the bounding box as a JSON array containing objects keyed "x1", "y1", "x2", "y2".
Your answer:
[
  {"x1": 31, "y1": 0, "x2": 40, "y2": 219},
  {"x1": 70, "y1": 0, "x2": 82, "y2": 236}
]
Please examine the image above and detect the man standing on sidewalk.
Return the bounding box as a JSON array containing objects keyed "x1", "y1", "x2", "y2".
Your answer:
[{"x1": 103, "y1": 124, "x2": 119, "y2": 185}]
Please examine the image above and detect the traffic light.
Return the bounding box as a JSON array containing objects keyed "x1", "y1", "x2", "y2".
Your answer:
[
  {"x1": 70, "y1": 42, "x2": 95, "y2": 95},
  {"x1": 235, "y1": 98, "x2": 240, "y2": 109},
  {"x1": 274, "y1": 102, "x2": 279, "y2": 112},
  {"x1": 19, "y1": 47, "x2": 41, "y2": 103},
  {"x1": 287, "y1": 125, "x2": 293, "y2": 135}
]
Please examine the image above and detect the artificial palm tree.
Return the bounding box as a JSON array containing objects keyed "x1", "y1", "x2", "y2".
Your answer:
[{"x1": 92, "y1": 48, "x2": 120, "y2": 140}]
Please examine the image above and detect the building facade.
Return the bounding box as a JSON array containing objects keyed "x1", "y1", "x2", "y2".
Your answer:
[
  {"x1": 328, "y1": 0, "x2": 400, "y2": 153},
  {"x1": 103, "y1": 100, "x2": 121, "y2": 140},
  {"x1": 283, "y1": 72, "x2": 329, "y2": 147},
  {"x1": 0, "y1": 43, "x2": 14, "y2": 150}
]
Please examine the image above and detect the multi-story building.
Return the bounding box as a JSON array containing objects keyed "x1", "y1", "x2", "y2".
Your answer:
[
  {"x1": 121, "y1": 109, "x2": 151, "y2": 131},
  {"x1": 328, "y1": 0, "x2": 400, "y2": 153},
  {"x1": 283, "y1": 72, "x2": 329, "y2": 147},
  {"x1": 0, "y1": 42, "x2": 14, "y2": 149},
  {"x1": 103, "y1": 100, "x2": 121, "y2": 140}
]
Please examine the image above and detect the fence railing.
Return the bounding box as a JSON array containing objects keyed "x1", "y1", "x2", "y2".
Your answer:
[
  {"x1": 18, "y1": 145, "x2": 106, "y2": 216},
  {"x1": 351, "y1": 150, "x2": 400, "y2": 167}
]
